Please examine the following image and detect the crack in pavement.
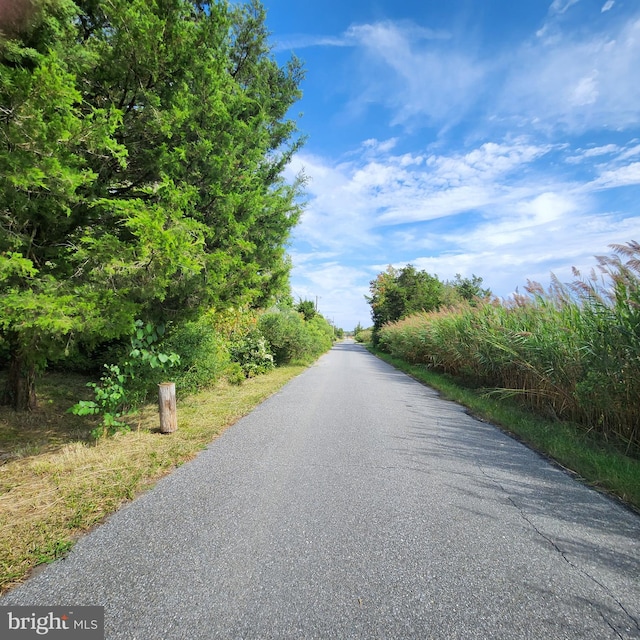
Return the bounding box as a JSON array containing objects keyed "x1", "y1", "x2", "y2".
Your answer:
[{"x1": 477, "y1": 464, "x2": 640, "y2": 637}]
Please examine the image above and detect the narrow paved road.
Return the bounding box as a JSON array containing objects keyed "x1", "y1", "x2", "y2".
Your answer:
[{"x1": 2, "y1": 341, "x2": 639, "y2": 639}]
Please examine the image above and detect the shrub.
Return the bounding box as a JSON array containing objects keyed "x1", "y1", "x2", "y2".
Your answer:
[
  {"x1": 354, "y1": 328, "x2": 372, "y2": 343},
  {"x1": 224, "y1": 362, "x2": 245, "y2": 386},
  {"x1": 163, "y1": 317, "x2": 230, "y2": 395},
  {"x1": 258, "y1": 307, "x2": 334, "y2": 365},
  {"x1": 229, "y1": 328, "x2": 275, "y2": 377},
  {"x1": 258, "y1": 308, "x2": 310, "y2": 365},
  {"x1": 70, "y1": 321, "x2": 180, "y2": 436}
]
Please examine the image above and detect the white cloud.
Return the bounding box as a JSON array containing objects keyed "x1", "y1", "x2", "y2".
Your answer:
[
  {"x1": 408, "y1": 211, "x2": 640, "y2": 301},
  {"x1": 291, "y1": 139, "x2": 557, "y2": 249},
  {"x1": 344, "y1": 21, "x2": 487, "y2": 129},
  {"x1": 584, "y1": 144, "x2": 620, "y2": 157},
  {"x1": 570, "y1": 72, "x2": 599, "y2": 106},
  {"x1": 274, "y1": 34, "x2": 354, "y2": 51},
  {"x1": 617, "y1": 143, "x2": 640, "y2": 161},
  {"x1": 502, "y1": 17, "x2": 640, "y2": 133},
  {"x1": 566, "y1": 144, "x2": 619, "y2": 163},
  {"x1": 589, "y1": 162, "x2": 640, "y2": 189},
  {"x1": 362, "y1": 137, "x2": 399, "y2": 154},
  {"x1": 602, "y1": 1, "x2": 615, "y2": 12},
  {"x1": 550, "y1": 0, "x2": 581, "y2": 15}
]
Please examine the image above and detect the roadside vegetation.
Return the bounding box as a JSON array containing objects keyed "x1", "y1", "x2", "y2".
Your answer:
[
  {"x1": 0, "y1": 299, "x2": 339, "y2": 594},
  {"x1": 0, "y1": 1, "x2": 345, "y2": 594},
  {"x1": 0, "y1": 0, "x2": 308, "y2": 411},
  {"x1": 357, "y1": 242, "x2": 640, "y2": 511},
  {"x1": 0, "y1": 362, "x2": 309, "y2": 595}
]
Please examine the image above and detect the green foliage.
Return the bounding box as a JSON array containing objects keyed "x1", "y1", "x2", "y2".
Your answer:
[
  {"x1": 124, "y1": 321, "x2": 181, "y2": 404},
  {"x1": 377, "y1": 243, "x2": 640, "y2": 454},
  {"x1": 1, "y1": 0, "x2": 306, "y2": 410},
  {"x1": 0, "y1": 7, "x2": 133, "y2": 408},
  {"x1": 366, "y1": 267, "x2": 490, "y2": 345},
  {"x1": 129, "y1": 321, "x2": 180, "y2": 372},
  {"x1": 163, "y1": 317, "x2": 231, "y2": 395},
  {"x1": 258, "y1": 307, "x2": 334, "y2": 365},
  {"x1": 296, "y1": 299, "x2": 316, "y2": 321},
  {"x1": 445, "y1": 274, "x2": 492, "y2": 305},
  {"x1": 70, "y1": 364, "x2": 130, "y2": 438},
  {"x1": 355, "y1": 329, "x2": 372, "y2": 343},
  {"x1": 70, "y1": 321, "x2": 180, "y2": 436},
  {"x1": 258, "y1": 308, "x2": 309, "y2": 365},
  {"x1": 366, "y1": 265, "x2": 445, "y2": 343},
  {"x1": 225, "y1": 362, "x2": 246, "y2": 386},
  {"x1": 306, "y1": 314, "x2": 335, "y2": 352},
  {"x1": 229, "y1": 328, "x2": 275, "y2": 378}
]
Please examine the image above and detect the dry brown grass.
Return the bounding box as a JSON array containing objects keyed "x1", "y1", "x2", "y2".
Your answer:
[{"x1": 0, "y1": 365, "x2": 306, "y2": 595}]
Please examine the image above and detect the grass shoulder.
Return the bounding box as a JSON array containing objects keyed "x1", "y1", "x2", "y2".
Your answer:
[
  {"x1": 0, "y1": 364, "x2": 307, "y2": 595},
  {"x1": 367, "y1": 344, "x2": 640, "y2": 513}
]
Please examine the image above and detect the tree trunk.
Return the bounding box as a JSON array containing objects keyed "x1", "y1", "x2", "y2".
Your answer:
[{"x1": 1, "y1": 343, "x2": 37, "y2": 411}]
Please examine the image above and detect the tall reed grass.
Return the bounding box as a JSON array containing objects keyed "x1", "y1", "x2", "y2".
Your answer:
[{"x1": 378, "y1": 242, "x2": 640, "y2": 454}]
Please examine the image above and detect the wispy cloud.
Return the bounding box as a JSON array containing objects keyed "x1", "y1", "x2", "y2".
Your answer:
[
  {"x1": 283, "y1": 5, "x2": 640, "y2": 328},
  {"x1": 344, "y1": 21, "x2": 485, "y2": 129},
  {"x1": 290, "y1": 137, "x2": 640, "y2": 325},
  {"x1": 279, "y1": 7, "x2": 640, "y2": 136},
  {"x1": 294, "y1": 138, "x2": 557, "y2": 235},
  {"x1": 550, "y1": 0, "x2": 581, "y2": 15},
  {"x1": 274, "y1": 34, "x2": 353, "y2": 51},
  {"x1": 588, "y1": 162, "x2": 640, "y2": 189},
  {"x1": 501, "y1": 16, "x2": 640, "y2": 133},
  {"x1": 307, "y1": 11, "x2": 640, "y2": 136}
]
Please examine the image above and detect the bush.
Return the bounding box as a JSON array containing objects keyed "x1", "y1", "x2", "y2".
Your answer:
[
  {"x1": 258, "y1": 307, "x2": 334, "y2": 365},
  {"x1": 224, "y1": 362, "x2": 245, "y2": 386},
  {"x1": 229, "y1": 328, "x2": 275, "y2": 377},
  {"x1": 258, "y1": 309, "x2": 310, "y2": 365},
  {"x1": 163, "y1": 317, "x2": 230, "y2": 395}
]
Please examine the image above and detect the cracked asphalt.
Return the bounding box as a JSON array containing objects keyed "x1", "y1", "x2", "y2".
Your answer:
[{"x1": 2, "y1": 340, "x2": 639, "y2": 639}]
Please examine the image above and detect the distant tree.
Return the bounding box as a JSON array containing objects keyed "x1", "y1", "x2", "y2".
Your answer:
[
  {"x1": 297, "y1": 300, "x2": 316, "y2": 321},
  {"x1": 397, "y1": 265, "x2": 444, "y2": 316},
  {"x1": 447, "y1": 274, "x2": 491, "y2": 303},
  {"x1": 366, "y1": 265, "x2": 444, "y2": 341},
  {"x1": 366, "y1": 266, "x2": 400, "y2": 332}
]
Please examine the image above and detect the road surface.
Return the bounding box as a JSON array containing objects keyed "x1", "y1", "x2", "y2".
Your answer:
[{"x1": 2, "y1": 341, "x2": 639, "y2": 639}]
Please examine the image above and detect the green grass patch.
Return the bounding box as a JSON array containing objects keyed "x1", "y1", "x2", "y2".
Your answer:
[
  {"x1": 368, "y1": 345, "x2": 640, "y2": 512},
  {"x1": 0, "y1": 364, "x2": 306, "y2": 595}
]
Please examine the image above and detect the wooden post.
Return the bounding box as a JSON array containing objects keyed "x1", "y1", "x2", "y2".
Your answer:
[{"x1": 158, "y1": 382, "x2": 177, "y2": 434}]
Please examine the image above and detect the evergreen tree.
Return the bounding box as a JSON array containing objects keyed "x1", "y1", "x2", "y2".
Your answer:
[{"x1": 0, "y1": 0, "x2": 306, "y2": 409}]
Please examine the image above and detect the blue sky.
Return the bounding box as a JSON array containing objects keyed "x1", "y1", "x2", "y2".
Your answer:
[{"x1": 264, "y1": 0, "x2": 640, "y2": 330}]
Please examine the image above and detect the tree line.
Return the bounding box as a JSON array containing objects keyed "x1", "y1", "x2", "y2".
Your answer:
[
  {"x1": 365, "y1": 264, "x2": 490, "y2": 342},
  {"x1": 1, "y1": 0, "x2": 306, "y2": 410}
]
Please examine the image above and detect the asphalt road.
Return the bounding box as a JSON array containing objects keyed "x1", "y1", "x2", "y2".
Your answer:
[{"x1": 2, "y1": 340, "x2": 639, "y2": 639}]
